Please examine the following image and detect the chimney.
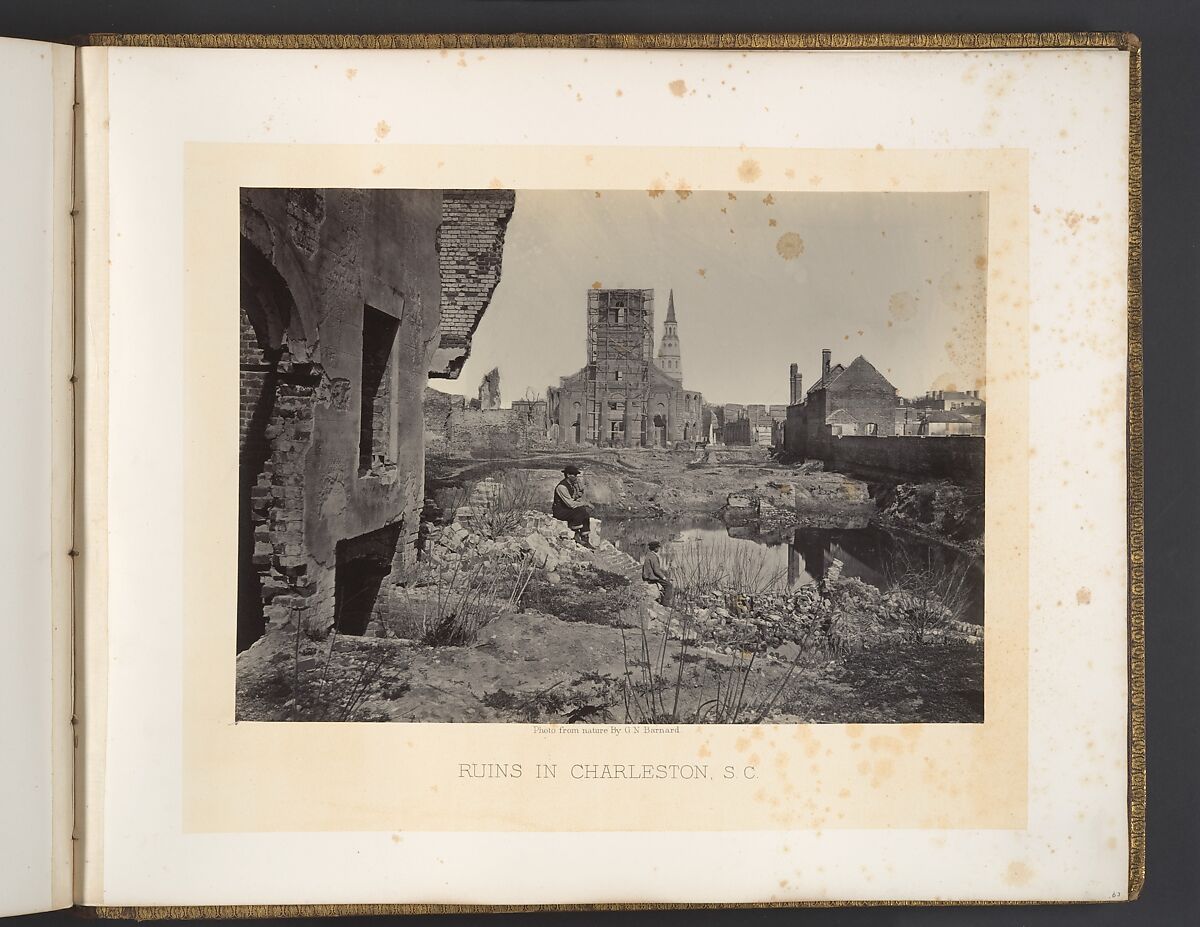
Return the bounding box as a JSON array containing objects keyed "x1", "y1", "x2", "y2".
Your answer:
[
  {"x1": 821, "y1": 349, "x2": 831, "y2": 379},
  {"x1": 789, "y1": 363, "x2": 803, "y2": 404}
]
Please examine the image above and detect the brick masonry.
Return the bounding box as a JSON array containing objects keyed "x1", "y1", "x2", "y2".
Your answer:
[
  {"x1": 424, "y1": 387, "x2": 556, "y2": 455},
  {"x1": 431, "y1": 189, "x2": 517, "y2": 379}
]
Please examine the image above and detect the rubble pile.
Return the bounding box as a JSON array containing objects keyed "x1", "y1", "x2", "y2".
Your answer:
[
  {"x1": 874, "y1": 480, "x2": 984, "y2": 553},
  {"x1": 425, "y1": 506, "x2": 638, "y2": 583},
  {"x1": 670, "y1": 577, "x2": 981, "y2": 654},
  {"x1": 724, "y1": 470, "x2": 873, "y2": 533}
]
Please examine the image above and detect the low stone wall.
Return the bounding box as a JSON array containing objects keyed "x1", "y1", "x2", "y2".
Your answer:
[
  {"x1": 827, "y1": 435, "x2": 984, "y2": 483},
  {"x1": 725, "y1": 473, "x2": 874, "y2": 535},
  {"x1": 787, "y1": 433, "x2": 984, "y2": 484}
]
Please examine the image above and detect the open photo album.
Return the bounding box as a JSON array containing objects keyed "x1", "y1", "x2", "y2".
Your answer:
[{"x1": 0, "y1": 32, "x2": 1142, "y2": 915}]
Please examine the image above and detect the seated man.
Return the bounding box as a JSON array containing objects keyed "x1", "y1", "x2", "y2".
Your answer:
[
  {"x1": 552, "y1": 464, "x2": 594, "y2": 549},
  {"x1": 642, "y1": 541, "x2": 674, "y2": 605}
]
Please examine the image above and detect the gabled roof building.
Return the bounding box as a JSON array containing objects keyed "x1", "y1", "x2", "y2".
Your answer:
[{"x1": 783, "y1": 349, "x2": 900, "y2": 457}]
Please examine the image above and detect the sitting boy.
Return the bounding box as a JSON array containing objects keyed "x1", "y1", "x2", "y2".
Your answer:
[{"x1": 642, "y1": 541, "x2": 674, "y2": 605}]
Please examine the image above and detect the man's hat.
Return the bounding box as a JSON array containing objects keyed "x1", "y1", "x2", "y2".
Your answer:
[
  {"x1": 648, "y1": 541, "x2": 661, "y2": 550},
  {"x1": 562, "y1": 464, "x2": 582, "y2": 475}
]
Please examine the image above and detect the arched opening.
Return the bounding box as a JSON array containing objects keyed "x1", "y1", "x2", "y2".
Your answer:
[
  {"x1": 653, "y1": 402, "x2": 668, "y2": 447},
  {"x1": 238, "y1": 236, "x2": 318, "y2": 652}
]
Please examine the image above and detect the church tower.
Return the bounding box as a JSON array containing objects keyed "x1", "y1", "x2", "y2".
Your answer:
[{"x1": 657, "y1": 289, "x2": 683, "y2": 382}]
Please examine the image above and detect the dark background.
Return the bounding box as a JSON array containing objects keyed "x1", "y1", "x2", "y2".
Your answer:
[{"x1": 6, "y1": 1, "x2": 1196, "y2": 925}]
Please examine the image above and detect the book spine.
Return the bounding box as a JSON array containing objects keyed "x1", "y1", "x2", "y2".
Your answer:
[{"x1": 72, "y1": 45, "x2": 112, "y2": 909}]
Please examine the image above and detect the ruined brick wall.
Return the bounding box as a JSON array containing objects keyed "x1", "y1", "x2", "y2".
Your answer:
[
  {"x1": 424, "y1": 387, "x2": 553, "y2": 454},
  {"x1": 239, "y1": 307, "x2": 277, "y2": 649},
  {"x1": 240, "y1": 188, "x2": 449, "y2": 644},
  {"x1": 451, "y1": 408, "x2": 555, "y2": 455},
  {"x1": 548, "y1": 380, "x2": 587, "y2": 445},
  {"x1": 784, "y1": 405, "x2": 983, "y2": 483},
  {"x1": 240, "y1": 308, "x2": 271, "y2": 464},
  {"x1": 667, "y1": 389, "x2": 704, "y2": 443},
  {"x1": 784, "y1": 405, "x2": 804, "y2": 457},
  {"x1": 511, "y1": 399, "x2": 548, "y2": 425},
  {"x1": 783, "y1": 392, "x2": 830, "y2": 459},
  {"x1": 252, "y1": 368, "x2": 321, "y2": 628},
  {"x1": 423, "y1": 386, "x2": 465, "y2": 443},
  {"x1": 431, "y1": 190, "x2": 517, "y2": 378},
  {"x1": 477, "y1": 367, "x2": 502, "y2": 410},
  {"x1": 723, "y1": 417, "x2": 754, "y2": 445},
  {"x1": 826, "y1": 435, "x2": 985, "y2": 484}
]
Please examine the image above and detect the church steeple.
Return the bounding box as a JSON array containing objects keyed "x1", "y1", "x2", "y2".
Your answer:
[{"x1": 657, "y1": 288, "x2": 683, "y2": 382}]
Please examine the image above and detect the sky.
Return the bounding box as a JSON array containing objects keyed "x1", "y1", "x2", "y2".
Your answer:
[{"x1": 440, "y1": 189, "x2": 987, "y2": 407}]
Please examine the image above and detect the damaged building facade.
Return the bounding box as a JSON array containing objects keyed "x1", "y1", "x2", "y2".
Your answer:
[
  {"x1": 238, "y1": 188, "x2": 515, "y2": 649},
  {"x1": 547, "y1": 288, "x2": 704, "y2": 446},
  {"x1": 783, "y1": 349, "x2": 900, "y2": 459},
  {"x1": 783, "y1": 348, "x2": 985, "y2": 482}
]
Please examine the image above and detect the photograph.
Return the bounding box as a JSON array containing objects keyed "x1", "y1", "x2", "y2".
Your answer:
[{"x1": 235, "y1": 185, "x2": 987, "y2": 724}]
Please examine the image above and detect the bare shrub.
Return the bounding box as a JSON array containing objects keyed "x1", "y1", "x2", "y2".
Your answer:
[
  {"x1": 436, "y1": 484, "x2": 472, "y2": 522},
  {"x1": 885, "y1": 547, "x2": 974, "y2": 643},
  {"x1": 282, "y1": 618, "x2": 406, "y2": 723},
  {"x1": 619, "y1": 607, "x2": 802, "y2": 724},
  {"x1": 474, "y1": 470, "x2": 539, "y2": 538},
  {"x1": 482, "y1": 682, "x2": 567, "y2": 722},
  {"x1": 695, "y1": 649, "x2": 806, "y2": 724},
  {"x1": 420, "y1": 553, "x2": 535, "y2": 646},
  {"x1": 667, "y1": 536, "x2": 788, "y2": 601}
]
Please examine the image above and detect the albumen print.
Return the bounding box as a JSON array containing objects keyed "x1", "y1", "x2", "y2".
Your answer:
[{"x1": 236, "y1": 187, "x2": 987, "y2": 724}]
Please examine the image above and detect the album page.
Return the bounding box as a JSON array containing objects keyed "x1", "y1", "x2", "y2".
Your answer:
[
  {"x1": 0, "y1": 36, "x2": 76, "y2": 917},
  {"x1": 77, "y1": 40, "x2": 1136, "y2": 907}
]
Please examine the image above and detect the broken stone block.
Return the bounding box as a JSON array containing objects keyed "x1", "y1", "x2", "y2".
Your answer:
[
  {"x1": 260, "y1": 582, "x2": 290, "y2": 601},
  {"x1": 522, "y1": 531, "x2": 554, "y2": 568}
]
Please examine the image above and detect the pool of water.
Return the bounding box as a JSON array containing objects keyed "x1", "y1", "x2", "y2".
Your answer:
[{"x1": 603, "y1": 514, "x2": 984, "y2": 626}]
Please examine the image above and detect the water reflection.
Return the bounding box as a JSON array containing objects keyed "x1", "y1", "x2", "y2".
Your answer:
[{"x1": 604, "y1": 514, "x2": 984, "y2": 626}]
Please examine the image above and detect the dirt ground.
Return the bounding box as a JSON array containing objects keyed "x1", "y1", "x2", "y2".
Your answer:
[
  {"x1": 236, "y1": 553, "x2": 983, "y2": 725},
  {"x1": 237, "y1": 605, "x2": 982, "y2": 724}
]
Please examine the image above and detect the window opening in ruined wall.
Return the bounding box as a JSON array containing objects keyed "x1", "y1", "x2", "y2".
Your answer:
[{"x1": 359, "y1": 304, "x2": 401, "y2": 475}]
